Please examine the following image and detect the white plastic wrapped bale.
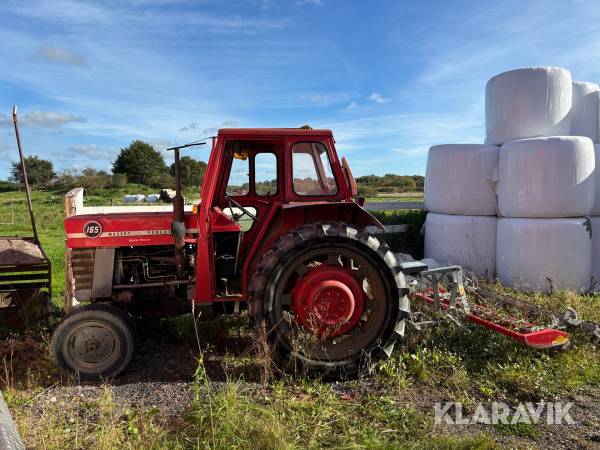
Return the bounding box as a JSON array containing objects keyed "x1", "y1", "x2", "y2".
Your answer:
[
  {"x1": 571, "y1": 81, "x2": 600, "y2": 142},
  {"x1": 591, "y1": 217, "x2": 600, "y2": 289},
  {"x1": 592, "y1": 144, "x2": 600, "y2": 215},
  {"x1": 485, "y1": 67, "x2": 572, "y2": 145},
  {"x1": 146, "y1": 194, "x2": 160, "y2": 203},
  {"x1": 497, "y1": 218, "x2": 592, "y2": 293},
  {"x1": 123, "y1": 194, "x2": 146, "y2": 203},
  {"x1": 424, "y1": 213, "x2": 497, "y2": 278},
  {"x1": 498, "y1": 136, "x2": 595, "y2": 217},
  {"x1": 424, "y1": 144, "x2": 499, "y2": 215}
]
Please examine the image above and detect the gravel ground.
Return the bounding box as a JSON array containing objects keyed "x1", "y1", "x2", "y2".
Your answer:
[{"x1": 29, "y1": 382, "x2": 195, "y2": 417}]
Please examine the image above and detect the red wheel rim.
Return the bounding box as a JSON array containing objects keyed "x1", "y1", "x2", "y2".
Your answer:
[{"x1": 293, "y1": 265, "x2": 365, "y2": 337}]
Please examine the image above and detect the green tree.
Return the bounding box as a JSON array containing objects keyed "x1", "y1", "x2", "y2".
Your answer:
[
  {"x1": 112, "y1": 140, "x2": 167, "y2": 185},
  {"x1": 78, "y1": 167, "x2": 111, "y2": 192},
  {"x1": 170, "y1": 156, "x2": 207, "y2": 187},
  {"x1": 411, "y1": 175, "x2": 425, "y2": 190},
  {"x1": 9, "y1": 156, "x2": 56, "y2": 188}
]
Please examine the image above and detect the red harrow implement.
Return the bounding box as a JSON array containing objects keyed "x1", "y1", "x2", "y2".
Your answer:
[{"x1": 400, "y1": 262, "x2": 598, "y2": 349}]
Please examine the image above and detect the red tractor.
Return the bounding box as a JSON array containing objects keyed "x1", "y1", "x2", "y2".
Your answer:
[{"x1": 51, "y1": 128, "x2": 411, "y2": 379}]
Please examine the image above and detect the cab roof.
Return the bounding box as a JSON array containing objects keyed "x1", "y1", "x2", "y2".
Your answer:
[{"x1": 218, "y1": 128, "x2": 333, "y2": 137}]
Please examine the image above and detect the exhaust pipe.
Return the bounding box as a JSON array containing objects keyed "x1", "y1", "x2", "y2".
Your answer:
[
  {"x1": 165, "y1": 140, "x2": 206, "y2": 280},
  {"x1": 171, "y1": 147, "x2": 186, "y2": 279}
]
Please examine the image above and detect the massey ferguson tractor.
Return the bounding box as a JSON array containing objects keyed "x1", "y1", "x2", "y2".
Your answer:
[
  {"x1": 52, "y1": 127, "x2": 587, "y2": 380},
  {"x1": 51, "y1": 128, "x2": 412, "y2": 379}
]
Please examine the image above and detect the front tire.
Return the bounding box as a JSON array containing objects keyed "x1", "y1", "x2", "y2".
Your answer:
[
  {"x1": 250, "y1": 222, "x2": 409, "y2": 375},
  {"x1": 50, "y1": 303, "x2": 135, "y2": 380}
]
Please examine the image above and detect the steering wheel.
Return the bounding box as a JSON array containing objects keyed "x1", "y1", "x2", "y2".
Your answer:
[{"x1": 225, "y1": 196, "x2": 261, "y2": 223}]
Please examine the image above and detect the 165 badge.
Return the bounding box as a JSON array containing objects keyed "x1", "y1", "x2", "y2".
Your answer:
[{"x1": 83, "y1": 221, "x2": 102, "y2": 238}]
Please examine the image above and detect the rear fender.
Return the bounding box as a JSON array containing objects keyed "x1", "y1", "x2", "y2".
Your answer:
[{"x1": 242, "y1": 201, "x2": 384, "y2": 293}]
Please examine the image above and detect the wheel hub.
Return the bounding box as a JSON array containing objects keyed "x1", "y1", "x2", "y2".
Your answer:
[
  {"x1": 72, "y1": 326, "x2": 116, "y2": 364},
  {"x1": 293, "y1": 265, "x2": 365, "y2": 336}
]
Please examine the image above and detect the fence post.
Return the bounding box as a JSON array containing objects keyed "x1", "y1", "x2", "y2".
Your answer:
[{"x1": 64, "y1": 188, "x2": 84, "y2": 315}]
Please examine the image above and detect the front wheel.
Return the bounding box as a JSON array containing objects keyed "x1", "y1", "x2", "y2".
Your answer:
[
  {"x1": 50, "y1": 303, "x2": 135, "y2": 380},
  {"x1": 251, "y1": 222, "x2": 409, "y2": 375}
]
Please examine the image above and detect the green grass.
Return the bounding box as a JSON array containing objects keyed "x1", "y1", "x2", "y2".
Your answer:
[{"x1": 7, "y1": 374, "x2": 499, "y2": 450}]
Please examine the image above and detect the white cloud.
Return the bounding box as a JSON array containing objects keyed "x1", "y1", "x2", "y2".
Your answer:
[
  {"x1": 260, "y1": 0, "x2": 278, "y2": 10},
  {"x1": 180, "y1": 120, "x2": 239, "y2": 133},
  {"x1": 35, "y1": 45, "x2": 88, "y2": 67},
  {"x1": 179, "y1": 123, "x2": 200, "y2": 132},
  {"x1": 0, "y1": 111, "x2": 86, "y2": 128},
  {"x1": 64, "y1": 144, "x2": 117, "y2": 161},
  {"x1": 368, "y1": 92, "x2": 390, "y2": 104},
  {"x1": 6, "y1": 1, "x2": 285, "y2": 34},
  {"x1": 7, "y1": 0, "x2": 110, "y2": 24},
  {"x1": 345, "y1": 101, "x2": 358, "y2": 110},
  {"x1": 69, "y1": 144, "x2": 100, "y2": 157}
]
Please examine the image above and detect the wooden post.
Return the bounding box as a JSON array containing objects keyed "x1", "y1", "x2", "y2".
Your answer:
[{"x1": 64, "y1": 188, "x2": 84, "y2": 314}]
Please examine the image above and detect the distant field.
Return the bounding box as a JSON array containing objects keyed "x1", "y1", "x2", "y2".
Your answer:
[{"x1": 365, "y1": 192, "x2": 424, "y2": 203}]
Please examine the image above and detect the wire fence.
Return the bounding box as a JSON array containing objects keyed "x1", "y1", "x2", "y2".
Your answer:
[{"x1": 0, "y1": 201, "x2": 14, "y2": 225}]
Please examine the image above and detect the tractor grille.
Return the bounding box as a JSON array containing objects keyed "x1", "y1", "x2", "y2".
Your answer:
[{"x1": 71, "y1": 248, "x2": 95, "y2": 298}]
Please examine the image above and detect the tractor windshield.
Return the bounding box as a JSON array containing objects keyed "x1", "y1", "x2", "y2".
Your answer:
[{"x1": 292, "y1": 142, "x2": 338, "y2": 196}]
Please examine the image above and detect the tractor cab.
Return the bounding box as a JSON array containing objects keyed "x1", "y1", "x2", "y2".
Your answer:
[{"x1": 198, "y1": 129, "x2": 357, "y2": 300}]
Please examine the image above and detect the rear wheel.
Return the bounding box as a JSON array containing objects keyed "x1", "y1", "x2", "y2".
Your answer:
[
  {"x1": 50, "y1": 303, "x2": 135, "y2": 380},
  {"x1": 251, "y1": 222, "x2": 409, "y2": 375}
]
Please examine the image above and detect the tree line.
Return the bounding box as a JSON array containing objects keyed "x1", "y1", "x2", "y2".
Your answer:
[
  {"x1": 6, "y1": 140, "x2": 206, "y2": 192},
  {"x1": 355, "y1": 174, "x2": 424, "y2": 196}
]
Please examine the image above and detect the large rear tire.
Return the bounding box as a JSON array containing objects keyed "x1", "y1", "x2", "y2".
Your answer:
[
  {"x1": 250, "y1": 222, "x2": 410, "y2": 376},
  {"x1": 50, "y1": 303, "x2": 135, "y2": 381}
]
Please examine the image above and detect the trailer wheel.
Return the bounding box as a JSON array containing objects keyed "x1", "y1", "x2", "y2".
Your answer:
[
  {"x1": 50, "y1": 303, "x2": 135, "y2": 380},
  {"x1": 250, "y1": 222, "x2": 410, "y2": 376}
]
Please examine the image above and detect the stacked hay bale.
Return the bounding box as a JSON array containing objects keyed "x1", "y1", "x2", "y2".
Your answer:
[
  {"x1": 424, "y1": 67, "x2": 599, "y2": 292},
  {"x1": 424, "y1": 144, "x2": 498, "y2": 278}
]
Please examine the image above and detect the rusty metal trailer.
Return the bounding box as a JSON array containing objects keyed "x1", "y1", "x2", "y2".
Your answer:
[{"x1": 0, "y1": 107, "x2": 51, "y2": 332}]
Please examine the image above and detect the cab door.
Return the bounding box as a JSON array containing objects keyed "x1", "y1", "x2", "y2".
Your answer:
[{"x1": 211, "y1": 139, "x2": 283, "y2": 297}]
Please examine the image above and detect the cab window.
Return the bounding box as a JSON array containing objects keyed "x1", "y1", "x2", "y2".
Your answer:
[
  {"x1": 292, "y1": 142, "x2": 338, "y2": 196},
  {"x1": 226, "y1": 153, "x2": 249, "y2": 196},
  {"x1": 255, "y1": 153, "x2": 278, "y2": 196}
]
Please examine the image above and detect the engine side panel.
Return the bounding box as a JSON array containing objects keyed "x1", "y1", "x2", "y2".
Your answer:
[{"x1": 65, "y1": 212, "x2": 198, "y2": 248}]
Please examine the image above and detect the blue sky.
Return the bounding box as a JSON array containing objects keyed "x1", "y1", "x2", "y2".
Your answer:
[{"x1": 1, "y1": 0, "x2": 600, "y2": 179}]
